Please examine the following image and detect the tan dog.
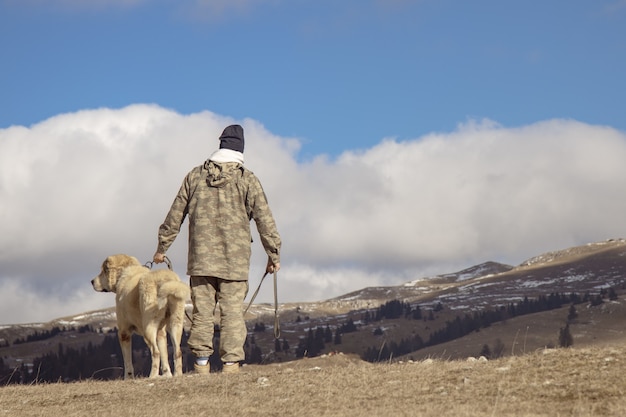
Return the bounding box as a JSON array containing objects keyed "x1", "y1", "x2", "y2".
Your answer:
[{"x1": 91, "y1": 254, "x2": 189, "y2": 379}]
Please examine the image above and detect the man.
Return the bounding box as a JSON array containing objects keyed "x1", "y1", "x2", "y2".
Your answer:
[{"x1": 153, "y1": 124, "x2": 281, "y2": 374}]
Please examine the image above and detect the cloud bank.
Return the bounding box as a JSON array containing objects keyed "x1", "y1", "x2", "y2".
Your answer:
[{"x1": 1, "y1": 105, "x2": 626, "y2": 324}]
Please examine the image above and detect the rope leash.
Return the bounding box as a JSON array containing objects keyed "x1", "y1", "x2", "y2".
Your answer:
[{"x1": 245, "y1": 271, "x2": 281, "y2": 339}]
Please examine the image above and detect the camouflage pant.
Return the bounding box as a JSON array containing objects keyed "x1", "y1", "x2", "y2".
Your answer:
[{"x1": 187, "y1": 276, "x2": 248, "y2": 363}]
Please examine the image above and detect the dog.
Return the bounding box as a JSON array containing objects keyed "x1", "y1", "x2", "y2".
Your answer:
[{"x1": 91, "y1": 254, "x2": 190, "y2": 379}]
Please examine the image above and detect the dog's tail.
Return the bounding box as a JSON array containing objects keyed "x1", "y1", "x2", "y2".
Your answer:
[{"x1": 157, "y1": 281, "x2": 190, "y2": 312}]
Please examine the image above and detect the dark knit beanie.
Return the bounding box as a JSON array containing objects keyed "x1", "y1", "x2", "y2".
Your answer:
[{"x1": 219, "y1": 124, "x2": 245, "y2": 153}]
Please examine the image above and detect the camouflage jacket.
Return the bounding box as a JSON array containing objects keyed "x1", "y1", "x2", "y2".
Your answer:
[{"x1": 157, "y1": 160, "x2": 281, "y2": 280}]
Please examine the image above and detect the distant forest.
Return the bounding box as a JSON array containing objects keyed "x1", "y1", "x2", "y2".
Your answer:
[
  {"x1": 0, "y1": 288, "x2": 617, "y2": 384},
  {"x1": 361, "y1": 289, "x2": 616, "y2": 362}
]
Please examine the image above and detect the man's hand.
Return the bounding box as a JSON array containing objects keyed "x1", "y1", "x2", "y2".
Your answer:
[
  {"x1": 153, "y1": 252, "x2": 166, "y2": 264},
  {"x1": 266, "y1": 257, "x2": 280, "y2": 274}
]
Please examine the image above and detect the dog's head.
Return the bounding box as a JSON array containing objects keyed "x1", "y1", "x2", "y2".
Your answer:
[{"x1": 91, "y1": 254, "x2": 141, "y2": 293}]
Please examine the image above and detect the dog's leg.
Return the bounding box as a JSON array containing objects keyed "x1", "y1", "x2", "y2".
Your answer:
[
  {"x1": 157, "y1": 325, "x2": 172, "y2": 377},
  {"x1": 144, "y1": 322, "x2": 164, "y2": 378},
  {"x1": 168, "y1": 318, "x2": 184, "y2": 376},
  {"x1": 118, "y1": 329, "x2": 134, "y2": 379},
  {"x1": 166, "y1": 290, "x2": 187, "y2": 376}
]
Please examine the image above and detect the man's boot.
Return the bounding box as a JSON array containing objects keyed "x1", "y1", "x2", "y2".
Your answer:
[
  {"x1": 222, "y1": 362, "x2": 240, "y2": 374},
  {"x1": 194, "y1": 363, "x2": 210, "y2": 375}
]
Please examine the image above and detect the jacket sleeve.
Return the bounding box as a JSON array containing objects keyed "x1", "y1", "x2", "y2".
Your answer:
[
  {"x1": 246, "y1": 173, "x2": 281, "y2": 264},
  {"x1": 156, "y1": 172, "x2": 193, "y2": 254}
]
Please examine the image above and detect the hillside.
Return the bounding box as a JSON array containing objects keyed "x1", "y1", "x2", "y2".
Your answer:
[{"x1": 1, "y1": 238, "x2": 626, "y2": 378}]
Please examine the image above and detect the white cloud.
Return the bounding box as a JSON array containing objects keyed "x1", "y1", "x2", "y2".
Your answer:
[
  {"x1": 284, "y1": 118, "x2": 626, "y2": 267},
  {"x1": 1, "y1": 105, "x2": 626, "y2": 324}
]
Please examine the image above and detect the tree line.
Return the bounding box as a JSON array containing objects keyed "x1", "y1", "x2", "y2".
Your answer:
[
  {"x1": 361, "y1": 289, "x2": 617, "y2": 362},
  {"x1": 12, "y1": 325, "x2": 95, "y2": 345}
]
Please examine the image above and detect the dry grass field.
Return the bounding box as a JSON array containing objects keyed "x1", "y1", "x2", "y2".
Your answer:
[{"x1": 1, "y1": 345, "x2": 625, "y2": 417}]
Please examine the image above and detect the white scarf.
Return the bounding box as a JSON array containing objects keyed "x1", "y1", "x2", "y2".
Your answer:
[{"x1": 208, "y1": 148, "x2": 245, "y2": 165}]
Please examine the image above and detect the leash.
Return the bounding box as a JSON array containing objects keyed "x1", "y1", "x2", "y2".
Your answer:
[
  {"x1": 144, "y1": 256, "x2": 173, "y2": 271},
  {"x1": 245, "y1": 271, "x2": 281, "y2": 339}
]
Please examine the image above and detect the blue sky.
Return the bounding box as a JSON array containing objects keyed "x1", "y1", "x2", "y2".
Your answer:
[
  {"x1": 2, "y1": 0, "x2": 624, "y2": 157},
  {"x1": 2, "y1": 1, "x2": 626, "y2": 324}
]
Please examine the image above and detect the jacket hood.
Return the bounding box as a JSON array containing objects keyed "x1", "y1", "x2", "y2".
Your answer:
[{"x1": 204, "y1": 160, "x2": 242, "y2": 188}]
